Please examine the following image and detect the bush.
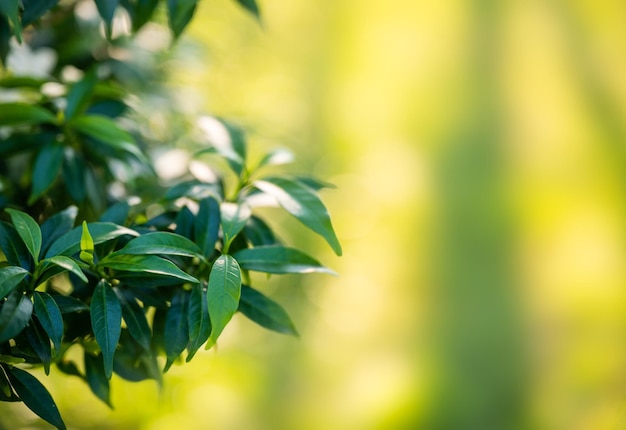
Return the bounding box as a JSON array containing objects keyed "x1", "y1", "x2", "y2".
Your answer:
[{"x1": 0, "y1": 1, "x2": 340, "y2": 428}]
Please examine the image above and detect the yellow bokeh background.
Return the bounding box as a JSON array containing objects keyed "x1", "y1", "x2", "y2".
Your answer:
[{"x1": 5, "y1": 0, "x2": 626, "y2": 428}]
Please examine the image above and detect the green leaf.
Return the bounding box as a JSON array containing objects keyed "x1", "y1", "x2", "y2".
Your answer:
[
  {"x1": 256, "y1": 148, "x2": 294, "y2": 170},
  {"x1": 21, "y1": 0, "x2": 61, "y2": 27},
  {"x1": 79, "y1": 221, "x2": 95, "y2": 265},
  {"x1": 117, "y1": 232, "x2": 203, "y2": 259},
  {"x1": 239, "y1": 285, "x2": 298, "y2": 336},
  {"x1": 0, "y1": 266, "x2": 29, "y2": 300},
  {"x1": 33, "y1": 292, "x2": 64, "y2": 351},
  {"x1": 253, "y1": 177, "x2": 342, "y2": 256},
  {"x1": 186, "y1": 282, "x2": 211, "y2": 361},
  {"x1": 29, "y1": 142, "x2": 64, "y2": 205},
  {"x1": 206, "y1": 255, "x2": 241, "y2": 347},
  {"x1": 0, "y1": 222, "x2": 33, "y2": 270},
  {"x1": 233, "y1": 245, "x2": 336, "y2": 275},
  {"x1": 64, "y1": 69, "x2": 97, "y2": 120},
  {"x1": 50, "y1": 295, "x2": 89, "y2": 314},
  {"x1": 243, "y1": 215, "x2": 278, "y2": 246},
  {"x1": 94, "y1": 0, "x2": 119, "y2": 27},
  {"x1": 167, "y1": 0, "x2": 198, "y2": 38},
  {"x1": 62, "y1": 149, "x2": 87, "y2": 203},
  {"x1": 99, "y1": 254, "x2": 199, "y2": 284},
  {"x1": 45, "y1": 222, "x2": 139, "y2": 258},
  {"x1": 234, "y1": 0, "x2": 260, "y2": 19},
  {"x1": 0, "y1": 103, "x2": 56, "y2": 126},
  {"x1": 0, "y1": 290, "x2": 33, "y2": 344},
  {"x1": 70, "y1": 115, "x2": 146, "y2": 163},
  {"x1": 122, "y1": 0, "x2": 159, "y2": 31},
  {"x1": 0, "y1": 1, "x2": 22, "y2": 42},
  {"x1": 84, "y1": 352, "x2": 111, "y2": 407},
  {"x1": 5, "y1": 209, "x2": 42, "y2": 263},
  {"x1": 194, "y1": 196, "x2": 221, "y2": 257},
  {"x1": 90, "y1": 280, "x2": 122, "y2": 379},
  {"x1": 24, "y1": 318, "x2": 52, "y2": 375},
  {"x1": 115, "y1": 289, "x2": 151, "y2": 351},
  {"x1": 221, "y1": 202, "x2": 251, "y2": 253},
  {"x1": 5, "y1": 365, "x2": 66, "y2": 430},
  {"x1": 196, "y1": 117, "x2": 247, "y2": 176},
  {"x1": 98, "y1": 201, "x2": 130, "y2": 224},
  {"x1": 164, "y1": 288, "x2": 189, "y2": 371},
  {"x1": 40, "y1": 206, "x2": 78, "y2": 257},
  {"x1": 37, "y1": 256, "x2": 88, "y2": 285}
]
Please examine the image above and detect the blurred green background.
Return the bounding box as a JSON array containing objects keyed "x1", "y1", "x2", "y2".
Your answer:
[{"x1": 5, "y1": 0, "x2": 626, "y2": 428}]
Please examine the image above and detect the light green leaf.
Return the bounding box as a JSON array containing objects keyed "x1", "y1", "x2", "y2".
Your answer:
[
  {"x1": 90, "y1": 280, "x2": 122, "y2": 379},
  {"x1": 206, "y1": 255, "x2": 241, "y2": 347},
  {"x1": 45, "y1": 222, "x2": 139, "y2": 258},
  {"x1": 33, "y1": 292, "x2": 64, "y2": 352},
  {"x1": 0, "y1": 266, "x2": 29, "y2": 300},
  {"x1": 233, "y1": 246, "x2": 336, "y2": 275},
  {"x1": 5, "y1": 365, "x2": 66, "y2": 430},
  {"x1": 221, "y1": 202, "x2": 251, "y2": 253},
  {"x1": 98, "y1": 254, "x2": 199, "y2": 284},
  {"x1": 0, "y1": 103, "x2": 56, "y2": 126},
  {"x1": 117, "y1": 232, "x2": 203, "y2": 259},
  {"x1": 5, "y1": 209, "x2": 42, "y2": 262},
  {"x1": 79, "y1": 221, "x2": 95, "y2": 265},
  {"x1": 253, "y1": 177, "x2": 342, "y2": 256},
  {"x1": 239, "y1": 285, "x2": 298, "y2": 336}
]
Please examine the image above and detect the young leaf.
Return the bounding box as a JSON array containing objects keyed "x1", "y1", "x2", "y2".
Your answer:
[
  {"x1": 40, "y1": 206, "x2": 78, "y2": 258},
  {"x1": 0, "y1": 266, "x2": 29, "y2": 300},
  {"x1": 115, "y1": 289, "x2": 151, "y2": 351},
  {"x1": 84, "y1": 352, "x2": 111, "y2": 407},
  {"x1": 221, "y1": 202, "x2": 251, "y2": 253},
  {"x1": 164, "y1": 288, "x2": 190, "y2": 371},
  {"x1": 29, "y1": 142, "x2": 64, "y2": 205},
  {"x1": 233, "y1": 245, "x2": 336, "y2": 275},
  {"x1": 45, "y1": 222, "x2": 139, "y2": 258},
  {"x1": 0, "y1": 103, "x2": 56, "y2": 126},
  {"x1": 99, "y1": 254, "x2": 199, "y2": 284},
  {"x1": 33, "y1": 292, "x2": 64, "y2": 352},
  {"x1": 79, "y1": 221, "x2": 95, "y2": 265},
  {"x1": 253, "y1": 177, "x2": 342, "y2": 255},
  {"x1": 239, "y1": 285, "x2": 298, "y2": 336},
  {"x1": 194, "y1": 196, "x2": 221, "y2": 257},
  {"x1": 90, "y1": 280, "x2": 122, "y2": 379},
  {"x1": 0, "y1": 290, "x2": 33, "y2": 343},
  {"x1": 5, "y1": 365, "x2": 66, "y2": 430},
  {"x1": 117, "y1": 232, "x2": 203, "y2": 259},
  {"x1": 206, "y1": 255, "x2": 241, "y2": 347},
  {"x1": 5, "y1": 209, "x2": 42, "y2": 263},
  {"x1": 186, "y1": 282, "x2": 211, "y2": 361}
]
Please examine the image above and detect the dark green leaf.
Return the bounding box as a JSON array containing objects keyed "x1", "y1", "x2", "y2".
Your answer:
[
  {"x1": 90, "y1": 280, "x2": 122, "y2": 379},
  {"x1": 294, "y1": 176, "x2": 337, "y2": 190},
  {"x1": 194, "y1": 196, "x2": 220, "y2": 257},
  {"x1": 0, "y1": 290, "x2": 33, "y2": 343},
  {"x1": 56, "y1": 360, "x2": 83, "y2": 378},
  {"x1": 50, "y1": 295, "x2": 89, "y2": 314},
  {"x1": 64, "y1": 69, "x2": 97, "y2": 120},
  {"x1": 5, "y1": 209, "x2": 42, "y2": 263},
  {"x1": 221, "y1": 202, "x2": 251, "y2": 252},
  {"x1": 113, "y1": 330, "x2": 161, "y2": 383},
  {"x1": 29, "y1": 142, "x2": 64, "y2": 205},
  {"x1": 121, "y1": 0, "x2": 159, "y2": 31},
  {"x1": 206, "y1": 255, "x2": 241, "y2": 347},
  {"x1": 45, "y1": 222, "x2": 139, "y2": 258},
  {"x1": 0, "y1": 1, "x2": 21, "y2": 42},
  {"x1": 33, "y1": 292, "x2": 64, "y2": 351},
  {"x1": 239, "y1": 285, "x2": 298, "y2": 336},
  {"x1": 167, "y1": 0, "x2": 197, "y2": 38},
  {"x1": 115, "y1": 289, "x2": 151, "y2": 351},
  {"x1": 0, "y1": 103, "x2": 56, "y2": 126},
  {"x1": 62, "y1": 149, "x2": 87, "y2": 203},
  {"x1": 5, "y1": 365, "x2": 66, "y2": 430},
  {"x1": 0, "y1": 266, "x2": 29, "y2": 300},
  {"x1": 253, "y1": 177, "x2": 342, "y2": 255},
  {"x1": 0, "y1": 76, "x2": 46, "y2": 88},
  {"x1": 186, "y1": 282, "x2": 210, "y2": 361},
  {"x1": 94, "y1": 0, "x2": 119, "y2": 27},
  {"x1": 98, "y1": 201, "x2": 130, "y2": 224},
  {"x1": 243, "y1": 215, "x2": 279, "y2": 246},
  {"x1": 0, "y1": 222, "x2": 32, "y2": 270},
  {"x1": 25, "y1": 318, "x2": 52, "y2": 374},
  {"x1": 99, "y1": 254, "x2": 199, "y2": 284},
  {"x1": 40, "y1": 206, "x2": 78, "y2": 258},
  {"x1": 84, "y1": 352, "x2": 111, "y2": 407},
  {"x1": 234, "y1": 0, "x2": 260, "y2": 19},
  {"x1": 233, "y1": 245, "x2": 336, "y2": 275},
  {"x1": 21, "y1": 0, "x2": 61, "y2": 27},
  {"x1": 175, "y1": 205, "x2": 195, "y2": 239},
  {"x1": 164, "y1": 288, "x2": 189, "y2": 371},
  {"x1": 117, "y1": 232, "x2": 203, "y2": 259},
  {"x1": 0, "y1": 365, "x2": 20, "y2": 401},
  {"x1": 37, "y1": 256, "x2": 88, "y2": 285}
]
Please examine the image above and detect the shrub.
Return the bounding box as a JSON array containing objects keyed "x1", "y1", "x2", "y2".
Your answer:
[{"x1": 0, "y1": 1, "x2": 340, "y2": 428}]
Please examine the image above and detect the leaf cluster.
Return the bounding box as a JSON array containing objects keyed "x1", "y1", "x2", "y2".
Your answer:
[{"x1": 0, "y1": 1, "x2": 339, "y2": 429}]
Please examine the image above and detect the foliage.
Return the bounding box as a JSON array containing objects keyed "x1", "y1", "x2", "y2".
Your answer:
[{"x1": 0, "y1": 1, "x2": 340, "y2": 428}]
